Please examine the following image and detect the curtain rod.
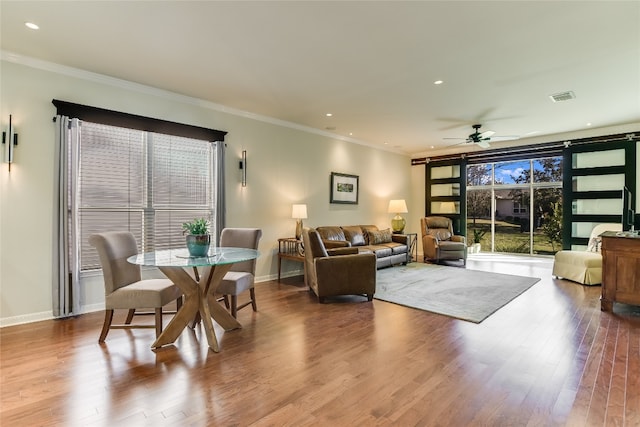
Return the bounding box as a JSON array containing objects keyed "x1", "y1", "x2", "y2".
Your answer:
[{"x1": 411, "y1": 132, "x2": 638, "y2": 166}]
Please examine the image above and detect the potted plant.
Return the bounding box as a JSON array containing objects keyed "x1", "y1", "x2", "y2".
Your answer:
[
  {"x1": 182, "y1": 217, "x2": 211, "y2": 257},
  {"x1": 470, "y1": 228, "x2": 486, "y2": 253}
]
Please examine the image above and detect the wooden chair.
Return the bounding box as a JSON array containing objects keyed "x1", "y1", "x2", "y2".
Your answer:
[
  {"x1": 216, "y1": 228, "x2": 262, "y2": 318},
  {"x1": 89, "y1": 231, "x2": 183, "y2": 342}
]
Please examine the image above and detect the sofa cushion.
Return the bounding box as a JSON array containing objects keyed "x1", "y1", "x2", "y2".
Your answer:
[
  {"x1": 587, "y1": 236, "x2": 602, "y2": 253},
  {"x1": 367, "y1": 228, "x2": 393, "y2": 245},
  {"x1": 342, "y1": 226, "x2": 366, "y2": 246},
  {"x1": 360, "y1": 225, "x2": 379, "y2": 245},
  {"x1": 316, "y1": 226, "x2": 346, "y2": 242},
  {"x1": 427, "y1": 229, "x2": 452, "y2": 241},
  {"x1": 366, "y1": 245, "x2": 393, "y2": 258},
  {"x1": 384, "y1": 242, "x2": 408, "y2": 254}
]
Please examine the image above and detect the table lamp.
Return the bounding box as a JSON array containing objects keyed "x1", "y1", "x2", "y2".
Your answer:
[
  {"x1": 388, "y1": 199, "x2": 408, "y2": 234},
  {"x1": 292, "y1": 204, "x2": 308, "y2": 240}
]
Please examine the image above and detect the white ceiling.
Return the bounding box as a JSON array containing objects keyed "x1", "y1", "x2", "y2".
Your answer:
[{"x1": 2, "y1": 1, "x2": 639, "y2": 156}]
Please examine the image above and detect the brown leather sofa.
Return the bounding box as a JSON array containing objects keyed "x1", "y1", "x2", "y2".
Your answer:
[
  {"x1": 315, "y1": 225, "x2": 409, "y2": 269},
  {"x1": 302, "y1": 228, "x2": 376, "y2": 302}
]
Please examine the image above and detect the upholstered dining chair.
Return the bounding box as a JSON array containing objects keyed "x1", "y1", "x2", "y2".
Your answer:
[
  {"x1": 420, "y1": 216, "x2": 467, "y2": 265},
  {"x1": 89, "y1": 231, "x2": 183, "y2": 342},
  {"x1": 216, "y1": 228, "x2": 263, "y2": 318}
]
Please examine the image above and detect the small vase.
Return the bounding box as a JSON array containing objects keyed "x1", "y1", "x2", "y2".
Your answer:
[{"x1": 186, "y1": 234, "x2": 211, "y2": 257}]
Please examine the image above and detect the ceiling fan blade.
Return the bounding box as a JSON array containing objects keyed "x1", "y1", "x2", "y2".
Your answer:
[
  {"x1": 477, "y1": 140, "x2": 491, "y2": 149},
  {"x1": 480, "y1": 130, "x2": 495, "y2": 138},
  {"x1": 491, "y1": 135, "x2": 520, "y2": 141}
]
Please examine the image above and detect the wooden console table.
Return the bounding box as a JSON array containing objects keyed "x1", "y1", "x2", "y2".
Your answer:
[
  {"x1": 277, "y1": 238, "x2": 304, "y2": 282},
  {"x1": 600, "y1": 231, "x2": 640, "y2": 312}
]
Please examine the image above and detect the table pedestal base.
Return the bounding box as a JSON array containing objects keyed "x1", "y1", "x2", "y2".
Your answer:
[{"x1": 155, "y1": 264, "x2": 241, "y2": 352}]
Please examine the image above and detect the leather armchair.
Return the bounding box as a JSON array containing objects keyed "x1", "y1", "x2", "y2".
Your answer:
[
  {"x1": 302, "y1": 228, "x2": 376, "y2": 303},
  {"x1": 420, "y1": 216, "x2": 466, "y2": 265}
]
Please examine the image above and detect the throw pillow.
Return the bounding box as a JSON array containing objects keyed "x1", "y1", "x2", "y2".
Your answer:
[
  {"x1": 368, "y1": 228, "x2": 393, "y2": 245},
  {"x1": 587, "y1": 236, "x2": 602, "y2": 253}
]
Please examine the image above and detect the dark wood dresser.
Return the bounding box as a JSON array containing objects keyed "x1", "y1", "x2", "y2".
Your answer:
[{"x1": 600, "y1": 231, "x2": 640, "y2": 311}]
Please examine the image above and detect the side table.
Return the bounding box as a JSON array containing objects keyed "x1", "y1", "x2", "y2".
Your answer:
[
  {"x1": 396, "y1": 232, "x2": 418, "y2": 263},
  {"x1": 277, "y1": 237, "x2": 305, "y2": 282}
]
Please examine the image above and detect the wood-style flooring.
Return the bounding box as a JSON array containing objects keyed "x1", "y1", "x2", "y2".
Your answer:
[{"x1": 1, "y1": 254, "x2": 639, "y2": 426}]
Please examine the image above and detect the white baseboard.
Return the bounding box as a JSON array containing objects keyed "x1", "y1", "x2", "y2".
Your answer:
[
  {"x1": 0, "y1": 303, "x2": 105, "y2": 328},
  {"x1": 0, "y1": 272, "x2": 303, "y2": 328}
]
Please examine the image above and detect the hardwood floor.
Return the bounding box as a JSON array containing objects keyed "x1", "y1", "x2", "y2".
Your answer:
[{"x1": 2, "y1": 254, "x2": 639, "y2": 426}]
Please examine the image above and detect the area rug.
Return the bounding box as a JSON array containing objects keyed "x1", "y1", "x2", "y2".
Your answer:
[{"x1": 375, "y1": 263, "x2": 541, "y2": 323}]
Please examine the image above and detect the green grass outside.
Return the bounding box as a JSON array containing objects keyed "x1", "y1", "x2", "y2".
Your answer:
[{"x1": 467, "y1": 218, "x2": 560, "y2": 255}]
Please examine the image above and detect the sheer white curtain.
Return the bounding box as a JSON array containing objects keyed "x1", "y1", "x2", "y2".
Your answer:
[{"x1": 52, "y1": 115, "x2": 80, "y2": 318}]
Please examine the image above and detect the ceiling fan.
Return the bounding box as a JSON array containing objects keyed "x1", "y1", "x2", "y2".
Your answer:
[{"x1": 444, "y1": 124, "x2": 495, "y2": 148}]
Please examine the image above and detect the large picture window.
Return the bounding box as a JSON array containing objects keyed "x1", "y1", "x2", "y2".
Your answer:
[
  {"x1": 466, "y1": 157, "x2": 563, "y2": 255},
  {"x1": 78, "y1": 122, "x2": 220, "y2": 271}
]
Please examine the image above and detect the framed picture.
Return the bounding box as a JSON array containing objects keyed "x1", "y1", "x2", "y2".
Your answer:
[{"x1": 330, "y1": 172, "x2": 359, "y2": 204}]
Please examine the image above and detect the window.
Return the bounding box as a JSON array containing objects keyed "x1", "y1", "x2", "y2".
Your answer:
[
  {"x1": 77, "y1": 121, "x2": 221, "y2": 271},
  {"x1": 467, "y1": 156, "x2": 563, "y2": 255}
]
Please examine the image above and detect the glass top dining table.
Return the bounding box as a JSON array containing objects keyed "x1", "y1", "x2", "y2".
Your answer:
[
  {"x1": 128, "y1": 247, "x2": 260, "y2": 268},
  {"x1": 128, "y1": 247, "x2": 260, "y2": 352}
]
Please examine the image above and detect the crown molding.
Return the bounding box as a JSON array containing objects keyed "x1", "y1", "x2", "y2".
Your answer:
[{"x1": 1, "y1": 50, "x2": 407, "y2": 156}]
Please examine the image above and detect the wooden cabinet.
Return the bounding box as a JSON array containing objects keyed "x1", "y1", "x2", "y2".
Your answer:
[{"x1": 600, "y1": 231, "x2": 640, "y2": 311}]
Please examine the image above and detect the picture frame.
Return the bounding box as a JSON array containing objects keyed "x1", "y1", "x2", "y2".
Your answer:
[{"x1": 330, "y1": 172, "x2": 359, "y2": 204}]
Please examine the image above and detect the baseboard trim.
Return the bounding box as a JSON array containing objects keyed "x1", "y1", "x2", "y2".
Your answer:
[{"x1": 1, "y1": 303, "x2": 105, "y2": 328}]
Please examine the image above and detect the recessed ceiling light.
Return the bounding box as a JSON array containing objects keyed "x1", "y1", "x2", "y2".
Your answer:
[
  {"x1": 25, "y1": 22, "x2": 39, "y2": 30},
  {"x1": 586, "y1": 122, "x2": 592, "y2": 127},
  {"x1": 430, "y1": 145, "x2": 435, "y2": 149},
  {"x1": 349, "y1": 132, "x2": 353, "y2": 136},
  {"x1": 434, "y1": 80, "x2": 444, "y2": 85},
  {"x1": 325, "y1": 113, "x2": 332, "y2": 117}
]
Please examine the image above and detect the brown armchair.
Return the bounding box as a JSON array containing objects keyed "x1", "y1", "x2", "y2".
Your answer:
[
  {"x1": 302, "y1": 228, "x2": 376, "y2": 303},
  {"x1": 420, "y1": 217, "x2": 467, "y2": 265}
]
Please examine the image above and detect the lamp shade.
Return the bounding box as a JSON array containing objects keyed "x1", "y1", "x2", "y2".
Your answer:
[
  {"x1": 441, "y1": 201, "x2": 457, "y2": 214},
  {"x1": 388, "y1": 199, "x2": 408, "y2": 214},
  {"x1": 291, "y1": 204, "x2": 308, "y2": 219}
]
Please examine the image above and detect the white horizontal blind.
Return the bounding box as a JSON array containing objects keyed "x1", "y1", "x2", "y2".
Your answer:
[{"x1": 78, "y1": 122, "x2": 215, "y2": 271}]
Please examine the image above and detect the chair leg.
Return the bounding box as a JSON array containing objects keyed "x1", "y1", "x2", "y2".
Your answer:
[
  {"x1": 222, "y1": 295, "x2": 230, "y2": 309},
  {"x1": 176, "y1": 295, "x2": 182, "y2": 311},
  {"x1": 99, "y1": 309, "x2": 114, "y2": 343},
  {"x1": 231, "y1": 295, "x2": 238, "y2": 318},
  {"x1": 249, "y1": 288, "x2": 257, "y2": 312},
  {"x1": 155, "y1": 307, "x2": 163, "y2": 338},
  {"x1": 125, "y1": 309, "x2": 135, "y2": 324}
]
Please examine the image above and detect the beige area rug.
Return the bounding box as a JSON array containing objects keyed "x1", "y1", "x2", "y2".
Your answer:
[{"x1": 375, "y1": 263, "x2": 541, "y2": 323}]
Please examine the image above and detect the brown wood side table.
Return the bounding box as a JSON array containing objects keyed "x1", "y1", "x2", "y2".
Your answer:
[{"x1": 278, "y1": 237, "x2": 305, "y2": 282}]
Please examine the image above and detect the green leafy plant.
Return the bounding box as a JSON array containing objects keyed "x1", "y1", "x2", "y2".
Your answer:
[
  {"x1": 182, "y1": 218, "x2": 210, "y2": 235},
  {"x1": 472, "y1": 228, "x2": 487, "y2": 244}
]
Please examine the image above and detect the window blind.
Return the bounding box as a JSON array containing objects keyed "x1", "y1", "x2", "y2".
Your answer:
[{"x1": 78, "y1": 121, "x2": 216, "y2": 271}]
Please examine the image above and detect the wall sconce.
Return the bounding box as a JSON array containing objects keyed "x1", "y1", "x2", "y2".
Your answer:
[
  {"x1": 2, "y1": 115, "x2": 18, "y2": 172},
  {"x1": 239, "y1": 150, "x2": 247, "y2": 187},
  {"x1": 388, "y1": 199, "x2": 408, "y2": 234}
]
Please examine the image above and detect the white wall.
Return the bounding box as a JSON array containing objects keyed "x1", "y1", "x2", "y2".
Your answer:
[{"x1": 0, "y1": 59, "x2": 413, "y2": 325}]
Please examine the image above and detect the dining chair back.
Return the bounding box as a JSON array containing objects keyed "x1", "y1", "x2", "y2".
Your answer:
[
  {"x1": 89, "y1": 231, "x2": 183, "y2": 342},
  {"x1": 216, "y1": 228, "x2": 262, "y2": 317}
]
